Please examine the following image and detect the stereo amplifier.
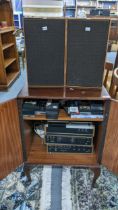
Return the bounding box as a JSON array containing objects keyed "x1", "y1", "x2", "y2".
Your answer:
[
  {"x1": 47, "y1": 144, "x2": 93, "y2": 154},
  {"x1": 45, "y1": 134, "x2": 93, "y2": 145}
]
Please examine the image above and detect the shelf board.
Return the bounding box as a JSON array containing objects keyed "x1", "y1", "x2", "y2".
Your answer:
[
  {"x1": 2, "y1": 43, "x2": 14, "y2": 51},
  {"x1": 65, "y1": 7, "x2": 76, "y2": 9},
  {"x1": 27, "y1": 135, "x2": 97, "y2": 165},
  {"x1": 0, "y1": 26, "x2": 15, "y2": 34},
  {"x1": 23, "y1": 5, "x2": 63, "y2": 8},
  {"x1": 98, "y1": 0, "x2": 117, "y2": 2},
  {"x1": 6, "y1": 71, "x2": 20, "y2": 86},
  {"x1": 97, "y1": 7, "x2": 117, "y2": 10},
  {"x1": 23, "y1": 109, "x2": 103, "y2": 122},
  {"x1": 0, "y1": 71, "x2": 20, "y2": 90},
  {"x1": 77, "y1": 5, "x2": 96, "y2": 7},
  {"x1": 23, "y1": 12, "x2": 64, "y2": 17},
  {"x1": 4, "y1": 58, "x2": 16, "y2": 68}
]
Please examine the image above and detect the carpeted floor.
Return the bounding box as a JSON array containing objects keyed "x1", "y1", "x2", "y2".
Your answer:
[{"x1": 0, "y1": 165, "x2": 118, "y2": 210}]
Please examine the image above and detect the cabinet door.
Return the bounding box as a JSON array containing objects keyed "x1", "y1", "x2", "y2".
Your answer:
[
  {"x1": 102, "y1": 99, "x2": 118, "y2": 175},
  {"x1": 0, "y1": 99, "x2": 23, "y2": 179}
]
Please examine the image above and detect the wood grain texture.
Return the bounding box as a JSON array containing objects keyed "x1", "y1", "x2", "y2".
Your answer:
[
  {"x1": 102, "y1": 100, "x2": 118, "y2": 175},
  {"x1": 0, "y1": 99, "x2": 23, "y2": 179},
  {"x1": 23, "y1": 121, "x2": 33, "y2": 158},
  {"x1": 0, "y1": 1, "x2": 14, "y2": 26}
]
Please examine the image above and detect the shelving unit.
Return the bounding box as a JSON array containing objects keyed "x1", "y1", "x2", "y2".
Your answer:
[
  {"x1": 65, "y1": 0, "x2": 117, "y2": 16},
  {"x1": 76, "y1": 0, "x2": 97, "y2": 15},
  {"x1": 98, "y1": 0, "x2": 117, "y2": 10},
  {"x1": 0, "y1": 0, "x2": 20, "y2": 90}
]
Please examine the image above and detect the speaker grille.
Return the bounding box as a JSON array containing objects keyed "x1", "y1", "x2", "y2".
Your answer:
[
  {"x1": 67, "y1": 19, "x2": 110, "y2": 87},
  {"x1": 24, "y1": 18, "x2": 65, "y2": 86}
]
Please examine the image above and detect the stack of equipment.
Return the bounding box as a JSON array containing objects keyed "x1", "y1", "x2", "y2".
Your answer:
[{"x1": 45, "y1": 122, "x2": 95, "y2": 154}]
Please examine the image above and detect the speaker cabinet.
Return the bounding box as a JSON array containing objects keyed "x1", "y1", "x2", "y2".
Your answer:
[
  {"x1": 24, "y1": 18, "x2": 65, "y2": 87},
  {"x1": 66, "y1": 19, "x2": 110, "y2": 88}
]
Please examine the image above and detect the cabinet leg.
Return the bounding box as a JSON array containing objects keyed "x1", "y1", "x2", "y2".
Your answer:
[
  {"x1": 91, "y1": 167, "x2": 101, "y2": 188},
  {"x1": 24, "y1": 164, "x2": 32, "y2": 182}
]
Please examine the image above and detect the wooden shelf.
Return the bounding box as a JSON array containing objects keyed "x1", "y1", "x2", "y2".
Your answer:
[
  {"x1": 2, "y1": 43, "x2": 14, "y2": 50},
  {"x1": 6, "y1": 71, "x2": 20, "y2": 86},
  {"x1": 0, "y1": 71, "x2": 20, "y2": 90},
  {"x1": 0, "y1": 26, "x2": 15, "y2": 34},
  {"x1": 23, "y1": 109, "x2": 104, "y2": 122},
  {"x1": 27, "y1": 135, "x2": 97, "y2": 165},
  {"x1": 65, "y1": 7, "x2": 76, "y2": 9},
  {"x1": 4, "y1": 58, "x2": 16, "y2": 68}
]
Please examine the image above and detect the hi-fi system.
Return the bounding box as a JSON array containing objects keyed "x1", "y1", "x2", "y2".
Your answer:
[
  {"x1": 24, "y1": 18, "x2": 110, "y2": 90},
  {"x1": 22, "y1": 17, "x2": 110, "y2": 156},
  {"x1": 19, "y1": 15, "x2": 111, "y2": 177},
  {"x1": 22, "y1": 99, "x2": 105, "y2": 154},
  {"x1": 46, "y1": 122, "x2": 95, "y2": 154},
  {"x1": 34, "y1": 121, "x2": 95, "y2": 154}
]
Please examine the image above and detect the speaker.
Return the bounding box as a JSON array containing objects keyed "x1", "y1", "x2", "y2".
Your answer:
[
  {"x1": 24, "y1": 18, "x2": 65, "y2": 87},
  {"x1": 66, "y1": 19, "x2": 110, "y2": 88}
]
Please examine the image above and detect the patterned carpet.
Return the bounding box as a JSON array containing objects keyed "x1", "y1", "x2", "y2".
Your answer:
[{"x1": 0, "y1": 165, "x2": 118, "y2": 210}]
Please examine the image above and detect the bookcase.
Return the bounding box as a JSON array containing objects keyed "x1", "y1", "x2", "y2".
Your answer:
[
  {"x1": 0, "y1": 0, "x2": 20, "y2": 90},
  {"x1": 76, "y1": 0, "x2": 118, "y2": 16},
  {"x1": 18, "y1": 85, "x2": 110, "y2": 184},
  {"x1": 76, "y1": 0, "x2": 97, "y2": 15}
]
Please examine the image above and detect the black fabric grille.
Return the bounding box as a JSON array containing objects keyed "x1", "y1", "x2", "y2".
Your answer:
[
  {"x1": 24, "y1": 18, "x2": 65, "y2": 86},
  {"x1": 66, "y1": 19, "x2": 110, "y2": 87}
]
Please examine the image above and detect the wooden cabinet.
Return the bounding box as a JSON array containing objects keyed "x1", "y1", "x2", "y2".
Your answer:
[
  {"x1": 0, "y1": 88, "x2": 118, "y2": 181},
  {"x1": 0, "y1": 0, "x2": 20, "y2": 89},
  {"x1": 0, "y1": 99, "x2": 23, "y2": 179},
  {"x1": 102, "y1": 99, "x2": 118, "y2": 175},
  {"x1": 0, "y1": 87, "x2": 118, "y2": 181},
  {"x1": 17, "y1": 86, "x2": 111, "y2": 183}
]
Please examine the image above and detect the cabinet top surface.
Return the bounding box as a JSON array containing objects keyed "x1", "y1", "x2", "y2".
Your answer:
[{"x1": 18, "y1": 79, "x2": 110, "y2": 100}]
